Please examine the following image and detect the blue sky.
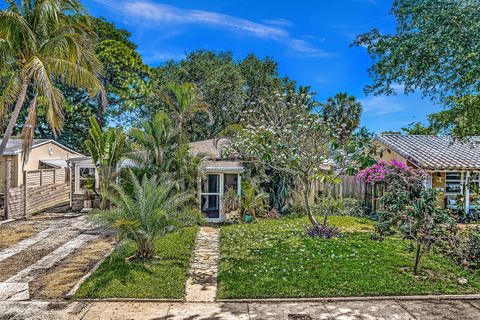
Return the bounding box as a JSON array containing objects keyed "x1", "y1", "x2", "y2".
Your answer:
[{"x1": 82, "y1": 0, "x2": 439, "y2": 133}]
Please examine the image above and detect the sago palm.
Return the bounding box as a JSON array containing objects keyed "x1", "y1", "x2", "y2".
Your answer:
[
  {"x1": 0, "y1": 0, "x2": 105, "y2": 158},
  {"x1": 92, "y1": 170, "x2": 203, "y2": 261},
  {"x1": 163, "y1": 82, "x2": 211, "y2": 143}
]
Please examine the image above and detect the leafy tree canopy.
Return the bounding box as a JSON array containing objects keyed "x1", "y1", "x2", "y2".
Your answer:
[{"x1": 354, "y1": 0, "x2": 480, "y2": 139}]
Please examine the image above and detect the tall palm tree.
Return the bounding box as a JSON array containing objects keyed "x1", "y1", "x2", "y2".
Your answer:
[
  {"x1": 0, "y1": 0, "x2": 105, "y2": 159},
  {"x1": 163, "y1": 82, "x2": 211, "y2": 143},
  {"x1": 321, "y1": 93, "x2": 362, "y2": 142}
]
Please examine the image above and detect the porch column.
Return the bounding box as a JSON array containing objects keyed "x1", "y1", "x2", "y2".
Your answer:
[
  {"x1": 465, "y1": 171, "x2": 470, "y2": 214},
  {"x1": 237, "y1": 173, "x2": 241, "y2": 195}
]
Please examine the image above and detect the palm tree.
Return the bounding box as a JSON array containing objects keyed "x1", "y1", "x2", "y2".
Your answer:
[
  {"x1": 163, "y1": 82, "x2": 211, "y2": 143},
  {"x1": 127, "y1": 111, "x2": 203, "y2": 192},
  {"x1": 0, "y1": 0, "x2": 105, "y2": 159},
  {"x1": 321, "y1": 93, "x2": 362, "y2": 142},
  {"x1": 127, "y1": 111, "x2": 177, "y2": 174},
  {"x1": 84, "y1": 117, "x2": 125, "y2": 208},
  {"x1": 92, "y1": 170, "x2": 203, "y2": 261}
]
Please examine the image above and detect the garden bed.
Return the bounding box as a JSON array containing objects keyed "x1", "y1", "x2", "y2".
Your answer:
[
  {"x1": 74, "y1": 226, "x2": 199, "y2": 299},
  {"x1": 218, "y1": 216, "x2": 480, "y2": 299}
]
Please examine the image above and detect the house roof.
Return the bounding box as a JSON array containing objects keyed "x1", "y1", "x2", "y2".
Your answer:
[
  {"x1": 189, "y1": 138, "x2": 231, "y2": 159},
  {"x1": 39, "y1": 159, "x2": 68, "y2": 168},
  {"x1": 1, "y1": 139, "x2": 82, "y2": 156},
  {"x1": 375, "y1": 134, "x2": 480, "y2": 170}
]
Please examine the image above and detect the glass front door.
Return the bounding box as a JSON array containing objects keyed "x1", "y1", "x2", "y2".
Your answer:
[{"x1": 201, "y1": 174, "x2": 220, "y2": 219}]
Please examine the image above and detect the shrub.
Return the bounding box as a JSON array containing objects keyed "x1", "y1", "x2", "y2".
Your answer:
[
  {"x1": 312, "y1": 197, "x2": 366, "y2": 217},
  {"x1": 440, "y1": 226, "x2": 480, "y2": 269},
  {"x1": 264, "y1": 208, "x2": 281, "y2": 219},
  {"x1": 306, "y1": 224, "x2": 340, "y2": 239}
]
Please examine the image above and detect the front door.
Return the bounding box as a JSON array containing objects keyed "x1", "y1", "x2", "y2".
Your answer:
[{"x1": 201, "y1": 174, "x2": 221, "y2": 219}]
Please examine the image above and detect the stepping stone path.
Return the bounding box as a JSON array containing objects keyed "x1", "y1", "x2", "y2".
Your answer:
[{"x1": 185, "y1": 226, "x2": 220, "y2": 302}]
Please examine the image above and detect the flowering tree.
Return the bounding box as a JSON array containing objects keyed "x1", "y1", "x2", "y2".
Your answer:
[
  {"x1": 358, "y1": 160, "x2": 453, "y2": 274},
  {"x1": 227, "y1": 91, "x2": 329, "y2": 227},
  {"x1": 228, "y1": 91, "x2": 365, "y2": 229}
]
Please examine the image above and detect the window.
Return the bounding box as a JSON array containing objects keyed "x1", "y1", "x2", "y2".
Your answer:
[
  {"x1": 76, "y1": 166, "x2": 97, "y2": 194},
  {"x1": 445, "y1": 172, "x2": 462, "y2": 194}
]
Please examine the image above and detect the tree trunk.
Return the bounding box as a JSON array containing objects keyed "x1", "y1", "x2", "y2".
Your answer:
[
  {"x1": 413, "y1": 243, "x2": 422, "y2": 275},
  {"x1": 0, "y1": 78, "x2": 29, "y2": 156},
  {"x1": 303, "y1": 180, "x2": 320, "y2": 227},
  {"x1": 322, "y1": 181, "x2": 332, "y2": 226}
]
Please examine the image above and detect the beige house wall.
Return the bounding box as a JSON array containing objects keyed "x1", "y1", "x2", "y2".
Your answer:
[
  {"x1": 0, "y1": 141, "x2": 80, "y2": 190},
  {"x1": 374, "y1": 141, "x2": 408, "y2": 164}
]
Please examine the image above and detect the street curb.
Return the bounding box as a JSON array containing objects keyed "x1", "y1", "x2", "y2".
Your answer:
[
  {"x1": 216, "y1": 294, "x2": 480, "y2": 303},
  {"x1": 65, "y1": 247, "x2": 115, "y2": 299}
]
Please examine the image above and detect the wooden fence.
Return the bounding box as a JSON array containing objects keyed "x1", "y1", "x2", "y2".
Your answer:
[
  {"x1": 313, "y1": 175, "x2": 366, "y2": 200},
  {"x1": 4, "y1": 167, "x2": 70, "y2": 220},
  {"x1": 313, "y1": 175, "x2": 383, "y2": 213}
]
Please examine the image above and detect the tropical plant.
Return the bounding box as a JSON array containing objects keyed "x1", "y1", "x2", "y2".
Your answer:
[
  {"x1": 127, "y1": 111, "x2": 177, "y2": 174},
  {"x1": 222, "y1": 181, "x2": 269, "y2": 221},
  {"x1": 358, "y1": 160, "x2": 454, "y2": 274},
  {"x1": 321, "y1": 93, "x2": 362, "y2": 142},
  {"x1": 92, "y1": 171, "x2": 203, "y2": 261},
  {"x1": 0, "y1": 0, "x2": 105, "y2": 159},
  {"x1": 163, "y1": 82, "x2": 211, "y2": 143},
  {"x1": 127, "y1": 111, "x2": 202, "y2": 192},
  {"x1": 84, "y1": 117, "x2": 125, "y2": 208}
]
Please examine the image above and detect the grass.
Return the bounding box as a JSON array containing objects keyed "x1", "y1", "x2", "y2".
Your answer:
[
  {"x1": 218, "y1": 216, "x2": 480, "y2": 299},
  {"x1": 75, "y1": 227, "x2": 198, "y2": 299}
]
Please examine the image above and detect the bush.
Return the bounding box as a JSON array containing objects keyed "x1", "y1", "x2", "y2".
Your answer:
[
  {"x1": 440, "y1": 226, "x2": 480, "y2": 269},
  {"x1": 312, "y1": 197, "x2": 365, "y2": 217},
  {"x1": 306, "y1": 224, "x2": 340, "y2": 239}
]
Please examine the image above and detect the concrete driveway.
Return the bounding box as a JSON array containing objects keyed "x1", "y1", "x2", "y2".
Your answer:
[{"x1": 0, "y1": 213, "x2": 112, "y2": 301}]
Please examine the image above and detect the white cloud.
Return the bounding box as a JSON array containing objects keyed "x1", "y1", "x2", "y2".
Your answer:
[
  {"x1": 94, "y1": 0, "x2": 331, "y2": 58},
  {"x1": 141, "y1": 51, "x2": 186, "y2": 63},
  {"x1": 263, "y1": 18, "x2": 294, "y2": 28},
  {"x1": 360, "y1": 95, "x2": 405, "y2": 115}
]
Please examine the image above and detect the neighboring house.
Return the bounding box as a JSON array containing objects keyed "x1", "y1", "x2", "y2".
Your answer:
[
  {"x1": 189, "y1": 138, "x2": 244, "y2": 222},
  {"x1": 374, "y1": 134, "x2": 480, "y2": 214},
  {"x1": 0, "y1": 139, "x2": 82, "y2": 191}
]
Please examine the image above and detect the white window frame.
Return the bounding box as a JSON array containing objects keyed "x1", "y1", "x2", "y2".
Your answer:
[
  {"x1": 75, "y1": 165, "x2": 99, "y2": 194},
  {"x1": 200, "y1": 172, "x2": 242, "y2": 222}
]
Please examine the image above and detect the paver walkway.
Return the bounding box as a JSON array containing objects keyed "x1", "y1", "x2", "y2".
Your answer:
[
  {"x1": 2, "y1": 299, "x2": 480, "y2": 319},
  {"x1": 185, "y1": 226, "x2": 220, "y2": 302}
]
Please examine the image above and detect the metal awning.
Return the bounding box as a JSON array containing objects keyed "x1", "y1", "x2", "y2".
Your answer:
[{"x1": 39, "y1": 159, "x2": 68, "y2": 168}]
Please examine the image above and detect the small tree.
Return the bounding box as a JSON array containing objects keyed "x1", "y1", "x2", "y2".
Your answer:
[
  {"x1": 358, "y1": 160, "x2": 454, "y2": 274},
  {"x1": 228, "y1": 91, "x2": 334, "y2": 228}
]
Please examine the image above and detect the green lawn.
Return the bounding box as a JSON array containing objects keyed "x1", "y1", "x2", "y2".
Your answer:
[
  {"x1": 218, "y1": 216, "x2": 480, "y2": 298},
  {"x1": 75, "y1": 226, "x2": 198, "y2": 299}
]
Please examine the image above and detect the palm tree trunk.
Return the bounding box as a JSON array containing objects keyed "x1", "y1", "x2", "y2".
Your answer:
[{"x1": 0, "y1": 78, "x2": 29, "y2": 156}]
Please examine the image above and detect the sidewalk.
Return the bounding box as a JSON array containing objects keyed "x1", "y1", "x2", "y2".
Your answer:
[{"x1": 1, "y1": 299, "x2": 480, "y2": 319}]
